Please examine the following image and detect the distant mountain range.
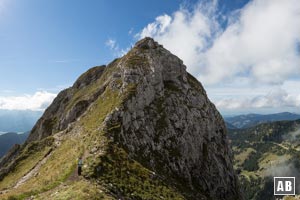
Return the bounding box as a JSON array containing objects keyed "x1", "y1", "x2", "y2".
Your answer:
[
  {"x1": 224, "y1": 112, "x2": 300, "y2": 129},
  {"x1": 0, "y1": 109, "x2": 42, "y2": 132},
  {"x1": 225, "y1": 121, "x2": 237, "y2": 129},
  {"x1": 0, "y1": 132, "x2": 29, "y2": 158}
]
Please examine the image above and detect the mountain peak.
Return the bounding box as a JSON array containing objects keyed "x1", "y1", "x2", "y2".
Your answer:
[
  {"x1": 134, "y1": 37, "x2": 160, "y2": 49},
  {"x1": 73, "y1": 65, "x2": 106, "y2": 89},
  {"x1": 0, "y1": 39, "x2": 242, "y2": 200},
  {"x1": 122, "y1": 37, "x2": 187, "y2": 87}
]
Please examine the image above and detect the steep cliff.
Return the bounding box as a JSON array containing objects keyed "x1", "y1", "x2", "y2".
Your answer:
[{"x1": 0, "y1": 37, "x2": 241, "y2": 200}]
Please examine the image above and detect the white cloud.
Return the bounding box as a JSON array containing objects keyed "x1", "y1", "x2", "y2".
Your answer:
[
  {"x1": 137, "y1": 0, "x2": 300, "y2": 85},
  {"x1": 105, "y1": 38, "x2": 130, "y2": 57},
  {"x1": 140, "y1": 15, "x2": 172, "y2": 38},
  {"x1": 0, "y1": 91, "x2": 57, "y2": 111},
  {"x1": 105, "y1": 39, "x2": 116, "y2": 50},
  {"x1": 128, "y1": 28, "x2": 134, "y2": 35},
  {"x1": 206, "y1": 79, "x2": 300, "y2": 114},
  {"x1": 138, "y1": 1, "x2": 220, "y2": 76},
  {"x1": 136, "y1": 0, "x2": 300, "y2": 114},
  {"x1": 215, "y1": 88, "x2": 300, "y2": 110},
  {"x1": 202, "y1": 0, "x2": 300, "y2": 85}
]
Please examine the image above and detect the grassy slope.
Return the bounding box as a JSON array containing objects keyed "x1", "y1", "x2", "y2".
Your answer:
[
  {"x1": 0, "y1": 137, "x2": 54, "y2": 191},
  {"x1": 0, "y1": 53, "x2": 186, "y2": 200}
]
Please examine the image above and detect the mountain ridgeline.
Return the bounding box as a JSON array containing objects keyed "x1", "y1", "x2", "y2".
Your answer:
[
  {"x1": 0, "y1": 132, "x2": 29, "y2": 158},
  {"x1": 0, "y1": 38, "x2": 241, "y2": 200}
]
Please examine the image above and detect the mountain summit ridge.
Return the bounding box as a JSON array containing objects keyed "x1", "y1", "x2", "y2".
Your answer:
[{"x1": 0, "y1": 37, "x2": 242, "y2": 200}]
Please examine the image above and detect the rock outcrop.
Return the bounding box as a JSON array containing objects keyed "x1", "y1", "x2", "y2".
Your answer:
[
  {"x1": 26, "y1": 66, "x2": 106, "y2": 143},
  {"x1": 0, "y1": 37, "x2": 242, "y2": 200}
]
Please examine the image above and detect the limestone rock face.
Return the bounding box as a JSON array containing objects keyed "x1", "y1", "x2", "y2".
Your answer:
[
  {"x1": 0, "y1": 37, "x2": 242, "y2": 200},
  {"x1": 104, "y1": 38, "x2": 241, "y2": 199},
  {"x1": 27, "y1": 66, "x2": 106, "y2": 142}
]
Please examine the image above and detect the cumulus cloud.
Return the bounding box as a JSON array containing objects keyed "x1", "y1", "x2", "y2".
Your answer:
[
  {"x1": 138, "y1": 0, "x2": 220, "y2": 76},
  {"x1": 215, "y1": 88, "x2": 300, "y2": 110},
  {"x1": 135, "y1": 0, "x2": 300, "y2": 113},
  {"x1": 105, "y1": 38, "x2": 130, "y2": 57},
  {"x1": 137, "y1": 0, "x2": 300, "y2": 85},
  {"x1": 105, "y1": 39, "x2": 117, "y2": 50},
  {"x1": 202, "y1": 0, "x2": 300, "y2": 84},
  {"x1": 0, "y1": 91, "x2": 57, "y2": 111}
]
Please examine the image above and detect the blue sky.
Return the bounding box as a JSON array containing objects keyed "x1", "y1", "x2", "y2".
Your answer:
[
  {"x1": 0, "y1": 0, "x2": 193, "y2": 94},
  {"x1": 0, "y1": 0, "x2": 299, "y2": 114},
  {"x1": 0, "y1": 0, "x2": 248, "y2": 94}
]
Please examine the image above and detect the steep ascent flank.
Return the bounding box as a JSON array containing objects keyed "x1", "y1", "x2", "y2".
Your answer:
[{"x1": 0, "y1": 38, "x2": 242, "y2": 200}]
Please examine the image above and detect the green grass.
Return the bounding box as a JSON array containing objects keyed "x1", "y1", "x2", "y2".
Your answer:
[
  {"x1": 42, "y1": 117, "x2": 58, "y2": 134},
  {"x1": 1, "y1": 57, "x2": 192, "y2": 200},
  {"x1": 65, "y1": 59, "x2": 120, "y2": 113},
  {"x1": 234, "y1": 147, "x2": 256, "y2": 167},
  {"x1": 6, "y1": 179, "x2": 112, "y2": 200},
  {"x1": 125, "y1": 54, "x2": 148, "y2": 69},
  {"x1": 80, "y1": 88, "x2": 121, "y2": 131},
  {"x1": 34, "y1": 180, "x2": 113, "y2": 200},
  {"x1": 75, "y1": 79, "x2": 185, "y2": 199},
  {"x1": 0, "y1": 137, "x2": 54, "y2": 190},
  {"x1": 90, "y1": 145, "x2": 185, "y2": 200},
  {"x1": 0, "y1": 137, "x2": 83, "y2": 199}
]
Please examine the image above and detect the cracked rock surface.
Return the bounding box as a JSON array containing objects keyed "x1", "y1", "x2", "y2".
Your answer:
[{"x1": 0, "y1": 37, "x2": 242, "y2": 200}]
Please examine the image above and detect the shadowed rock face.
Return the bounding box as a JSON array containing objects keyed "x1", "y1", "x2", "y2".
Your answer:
[
  {"x1": 0, "y1": 37, "x2": 242, "y2": 200},
  {"x1": 26, "y1": 66, "x2": 106, "y2": 143},
  {"x1": 104, "y1": 37, "x2": 241, "y2": 199}
]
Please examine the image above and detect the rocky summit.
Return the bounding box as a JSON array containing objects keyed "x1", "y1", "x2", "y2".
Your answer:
[{"x1": 0, "y1": 37, "x2": 242, "y2": 200}]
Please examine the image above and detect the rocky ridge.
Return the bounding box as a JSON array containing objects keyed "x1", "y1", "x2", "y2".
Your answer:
[{"x1": 0, "y1": 37, "x2": 241, "y2": 200}]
